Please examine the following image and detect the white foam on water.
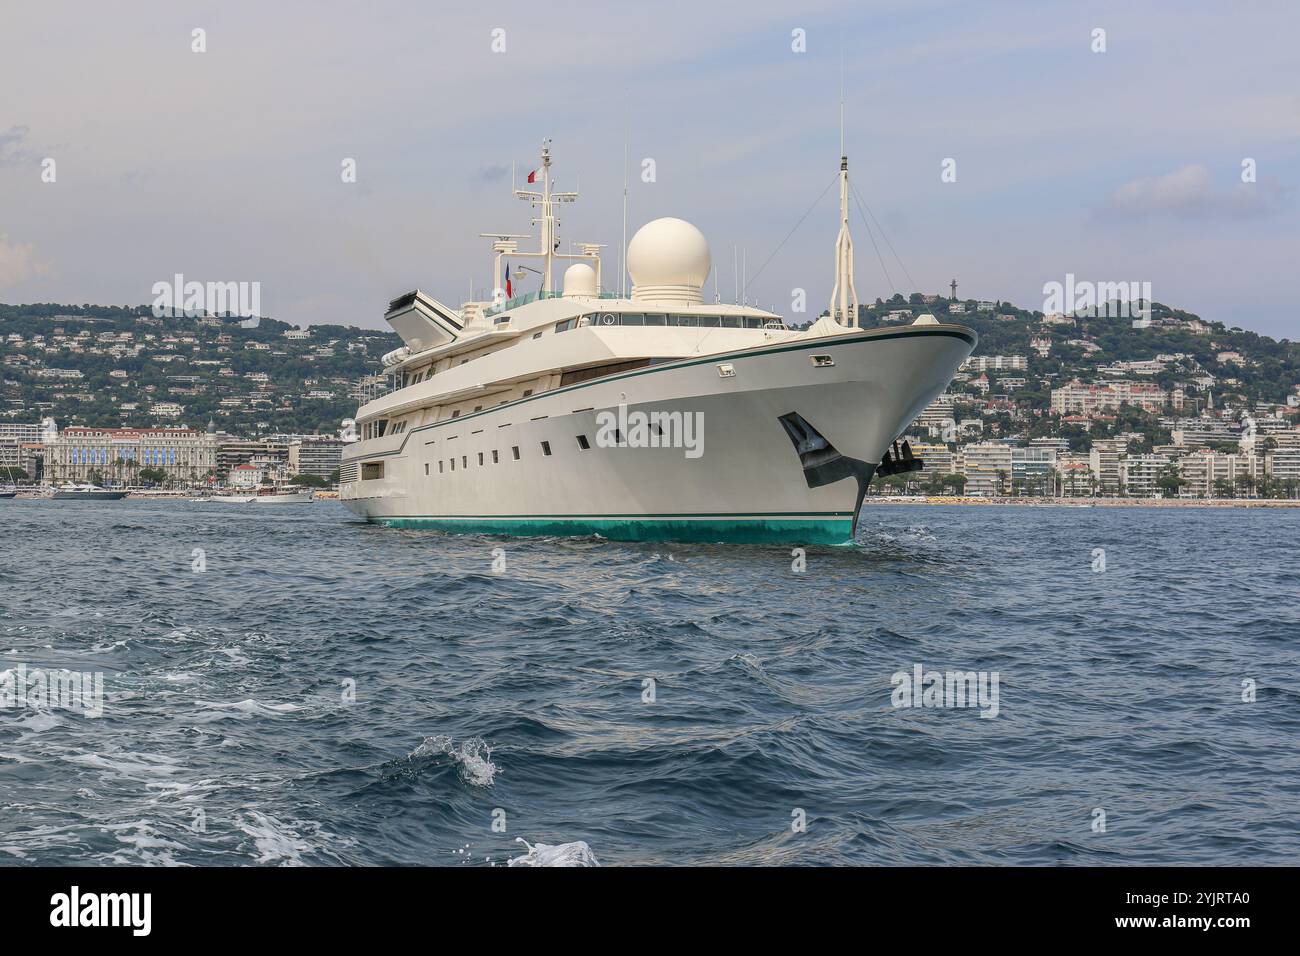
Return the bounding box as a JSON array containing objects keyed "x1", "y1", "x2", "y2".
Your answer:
[
  {"x1": 508, "y1": 837, "x2": 600, "y2": 867},
  {"x1": 239, "y1": 810, "x2": 312, "y2": 866},
  {"x1": 65, "y1": 750, "x2": 185, "y2": 788},
  {"x1": 104, "y1": 821, "x2": 189, "y2": 866},
  {"x1": 190, "y1": 698, "x2": 304, "y2": 722},
  {"x1": 15, "y1": 710, "x2": 62, "y2": 733}
]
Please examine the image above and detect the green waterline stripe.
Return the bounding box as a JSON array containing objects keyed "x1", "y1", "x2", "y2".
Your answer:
[
  {"x1": 380, "y1": 511, "x2": 849, "y2": 519},
  {"x1": 349, "y1": 325, "x2": 977, "y2": 459},
  {"x1": 373, "y1": 513, "x2": 854, "y2": 543}
]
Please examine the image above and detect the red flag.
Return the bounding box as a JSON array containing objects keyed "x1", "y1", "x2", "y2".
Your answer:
[{"x1": 527, "y1": 169, "x2": 539, "y2": 184}]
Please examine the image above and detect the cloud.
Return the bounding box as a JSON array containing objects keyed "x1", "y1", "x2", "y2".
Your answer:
[
  {"x1": 1105, "y1": 164, "x2": 1288, "y2": 220},
  {"x1": 0, "y1": 235, "x2": 53, "y2": 287},
  {"x1": 0, "y1": 125, "x2": 36, "y2": 166},
  {"x1": 477, "y1": 164, "x2": 510, "y2": 182}
]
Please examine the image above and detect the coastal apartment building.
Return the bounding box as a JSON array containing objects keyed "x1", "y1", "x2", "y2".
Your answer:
[
  {"x1": 287, "y1": 437, "x2": 344, "y2": 478},
  {"x1": 1268, "y1": 446, "x2": 1300, "y2": 483},
  {"x1": 1175, "y1": 450, "x2": 1265, "y2": 497},
  {"x1": 1057, "y1": 456, "x2": 1093, "y2": 496},
  {"x1": 0, "y1": 423, "x2": 43, "y2": 479},
  {"x1": 215, "y1": 438, "x2": 290, "y2": 479},
  {"x1": 1051, "y1": 380, "x2": 1170, "y2": 415},
  {"x1": 1011, "y1": 446, "x2": 1057, "y2": 496},
  {"x1": 1121, "y1": 454, "x2": 1172, "y2": 497},
  {"x1": 960, "y1": 442, "x2": 1014, "y2": 496},
  {"x1": 1089, "y1": 439, "x2": 1128, "y2": 495},
  {"x1": 907, "y1": 441, "x2": 954, "y2": 476},
  {"x1": 46, "y1": 424, "x2": 218, "y2": 484},
  {"x1": 1165, "y1": 417, "x2": 1239, "y2": 447},
  {"x1": 914, "y1": 393, "x2": 956, "y2": 436},
  {"x1": 0, "y1": 423, "x2": 42, "y2": 444},
  {"x1": 963, "y1": 354, "x2": 1028, "y2": 373}
]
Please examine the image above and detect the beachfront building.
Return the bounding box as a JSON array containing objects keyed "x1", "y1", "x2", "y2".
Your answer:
[
  {"x1": 1056, "y1": 456, "x2": 1093, "y2": 497},
  {"x1": 1010, "y1": 446, "x2": 1058, "y2": 496},
  {"x1": 1177, "y1": 450, "x2": 1266, "y2": 498},
  {"x1": 908, "y1": 441, "x2": 954, "y2": 476},
  {"x1": 287, "y1": 437, "x2": 344, "y2": 479},
  {"x1": 1089, "y1": 439, "x2": 1127, "y2": 496},
  {"x1": 46, "y1": 424, "x2": 218, "y2": 486},
  {"x1": 1121, "y1": 454, "x2": 1172, "y2": 498},
  {"x1": 961, "y1": 442, "x2": 1014, "y2": 496}
]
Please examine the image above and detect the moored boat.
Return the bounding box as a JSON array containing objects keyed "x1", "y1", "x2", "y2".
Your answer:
[
  {"x1": 339, "y1": 141, "x2": 974, "y2": 543},
  {"x1": 49, "y1": 483, "x2": 130, "y2": 501}
]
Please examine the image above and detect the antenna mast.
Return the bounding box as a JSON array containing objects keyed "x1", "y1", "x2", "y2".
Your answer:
[
  {"x1": 621, "y1": 127, "x2": 629, "y2": 298},
  {"x1": 512, "y1": 139, "x2": 577, "y2": 295},
  {"x1": 829, "y1": 57, "x2": 860, "y2": 328}
]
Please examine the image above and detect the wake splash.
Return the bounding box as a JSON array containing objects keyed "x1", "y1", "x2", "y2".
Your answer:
[{"x1": 508, "y1": 838, "x2": 600, "y2": 867}]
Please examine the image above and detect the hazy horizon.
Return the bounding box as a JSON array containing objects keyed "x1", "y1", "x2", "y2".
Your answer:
[{"x1": 2, "y1": 1, "x2": 1297, "y2": 338}]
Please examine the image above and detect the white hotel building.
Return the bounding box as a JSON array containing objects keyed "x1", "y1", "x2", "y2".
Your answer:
[{"x1": 46, "y1": 423, "x2": 218, "y2": 485}]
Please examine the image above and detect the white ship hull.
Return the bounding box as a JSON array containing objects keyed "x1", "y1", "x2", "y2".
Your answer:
[{"x1": 340, "y1": 325, "x2": 973, "y2": 543}]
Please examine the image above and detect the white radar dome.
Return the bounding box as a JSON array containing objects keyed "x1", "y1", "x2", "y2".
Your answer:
[
  {"x1": 562, "y1": 262, "x2": 598, "y2": 298},
  {"x1": 626, "y1": 217, "x2": 711, "y2": 305}
]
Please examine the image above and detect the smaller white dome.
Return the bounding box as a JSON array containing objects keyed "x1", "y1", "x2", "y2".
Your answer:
[
  {"x1": 912, "y1": 313, "x2": 940, "y2": 326},
  {"x1": 562, "y1": 262, "x2": 598, "y2": 298}
]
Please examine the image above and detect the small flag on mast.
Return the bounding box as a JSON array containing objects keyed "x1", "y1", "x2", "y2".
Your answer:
[
  {"x1": 526, "y1": 168, "x2": 539, "y2": 184},
  {"x1": 504, "y1": 262, "x2": 512, "y2": 298}
]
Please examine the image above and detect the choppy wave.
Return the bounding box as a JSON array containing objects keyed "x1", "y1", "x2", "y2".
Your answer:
[{"x1": 409, "y1": 734, "x2": 499, "y2": 787}]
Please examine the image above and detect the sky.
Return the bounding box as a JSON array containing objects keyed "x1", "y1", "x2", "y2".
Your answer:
[{"x1": 1, "y1": 0, "x2": 1297, "y2": 339}]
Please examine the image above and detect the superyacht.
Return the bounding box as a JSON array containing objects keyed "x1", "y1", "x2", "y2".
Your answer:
[{"x1": 339, "y1": 141, "x2": 975, "y2": 543}]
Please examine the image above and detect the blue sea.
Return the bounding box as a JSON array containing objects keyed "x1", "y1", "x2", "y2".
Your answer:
[{"x1": 1, "y1": 499, "x2": 1297, "y2": 866}]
